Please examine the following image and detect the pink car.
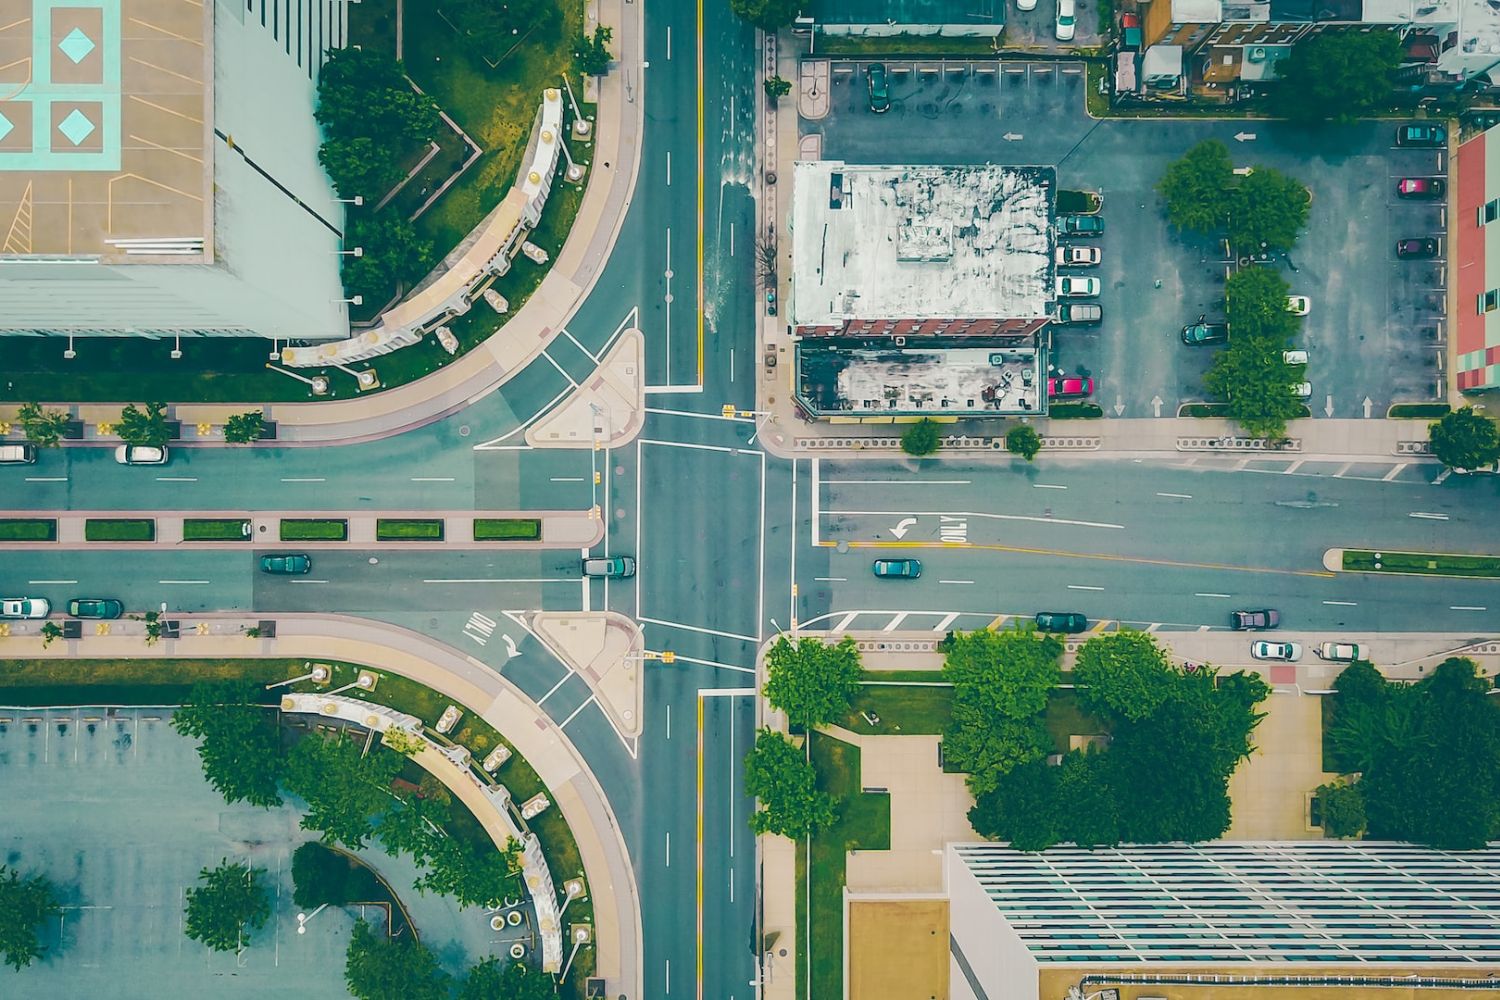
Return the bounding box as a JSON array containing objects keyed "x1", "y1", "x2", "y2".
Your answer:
[{"x1": 1047, "y1": 377, "x2": 1094, "y2": 399}]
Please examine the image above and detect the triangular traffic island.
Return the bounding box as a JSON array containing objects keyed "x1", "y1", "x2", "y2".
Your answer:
[{"x1": 529, "y1": 612, "x2": 643, "y2": 739}]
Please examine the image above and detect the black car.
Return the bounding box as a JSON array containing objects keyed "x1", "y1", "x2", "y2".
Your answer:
[
  {"x1": 68, "y1": 598, "x2": 123, "y2": 619},
  {"x1": 1231, "y1": 609, "x2": 1281, "y2": 631},
  {"x1": 1395, "y1": 123, "x2": 1447, "y2": 147},
  {"x1": 1034, "y1": 611, "x2": 1088, "y2": 633},
  {"x1": 1396, "y1": 237, "x2": 1439, "y2": 259},
  {"x1": 867, "y1": 63, "x2": 890, "y2": 113},
  {"x1": 1181, "y1": 321, "x2": 1229, "y2": 345}
]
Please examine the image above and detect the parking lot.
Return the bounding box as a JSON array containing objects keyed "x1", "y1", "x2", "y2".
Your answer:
[
  {"x1": 0, "y1": 708, "x2": 502, "y2": 997},
  {"x1": 802, "y1": 59, "x2": 1448, "y2": 419}
]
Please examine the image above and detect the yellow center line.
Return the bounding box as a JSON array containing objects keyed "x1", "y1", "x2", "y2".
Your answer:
[
  {"x1": 695, "y1": 0, "x2": 705, "y2": 387},
  {"x1": 696, "y1": 692, "x2": 705, "y2": 999},
  {"x1": 819, "y1": 539, "x2": 1336, "y2": 579}
]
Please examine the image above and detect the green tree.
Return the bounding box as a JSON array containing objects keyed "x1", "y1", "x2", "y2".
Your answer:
[
  {"x1": 117, "y1": 401, "x2": 170, "y2": 448},
  {"x1": 942, "y1": 628, "x2": 1062, "y2": 795},
  {"x1": 968, "y1": 757, "x2": 1062, "y2": 850},
  {"x1": 1156, "y1": 139, "x2": 1233, "y2": 234},
  {"x1": 284, "y1": 735, "x2": 403, "y2": 849},
  {"x1": 1005, "y1": 425, "x2": 1041, "y2": 461},
  {"x1": 224, "y1": 411, "x2": 266, "y2": 444},
  {"x1": 315, "y1": 48, "x2": 439, "y2": 146},
  {"x1": 1108, "y1": 690, "x2": 1236, "y2": 844},
  {"x1": 414, "y1": 833, "x2": 524, "y2": 908},
  {"x1": 1073, "y1": 630, "x2": 1175, "y2": 721},
  {"x1": 764, "y1": 75, "x2": 792, "y2": 100},
  {"x1": 291, "y1": 842, "x2": 380, "y2": 909},
  {"x1": 574, "y1": 25, "x2": 613, "y2": 76},
  {"x1": 1428, "y1": 406, "x2": 1500, "y2": 471},
  {"x1": 729, "y1": 0, "x2": 802, "y2": 30},
  {"x1": 1056, "y1": 749, "x2": 1119, "y2": 847},
  {"x1": 0, "y1": 865, "x2": 62, "y2": 971},
  {"x1": 1316, "y1": 779, "x2": 1366, "y2": 838},
  {"x1": 763, "y1": 635, "x2": 863, "y2": 730},
  {"x1": 345, "y1": 919, "x2": 451, "y2": 1000},
  {"x1": 1223, "y1": 265, "x2": 1297, "y2": 341},
  {"x1": 1204, "y1": 335, "x2": 1306, "y2": 440},
  {"x1": 39, "y1": 621, "x2": 63, "y2": 648},
  {"x1": 376, "y1": 793, "x2": 450, "y2": 860},
  {"x1": 944, "y1": 705, "x2": 1052, "y2": 797},
  {"x1": 17, "y1": 402, "x2": 68, "y2": 449},
  {"x1": 1227, "y1": 167, "x2": 1310, "y2": 254},
  {"x1": 318, "y1": 136, "x2": 406, "y2": 202},
  {"x1": 341, "y1": 212, "x2": 436, "y2": 304},
  {"x1": 1271, "y1": 30, "x2": 1403, "y2": 123},
  {"x1": 900, "y1": 417, "x2": 942, "y2": 457},
  {"x1": 458, "y1": 956, "x2": 556, "y2": 1000},
  {"x1": 172, "y1": 680, "x2": 286, "y2": 808},
  {"x1": 183, "y1": 859, "x2": 271, "y2": 953},
  {"x1": 744, "y1": 728, "x2": 836, "y2": 838}
]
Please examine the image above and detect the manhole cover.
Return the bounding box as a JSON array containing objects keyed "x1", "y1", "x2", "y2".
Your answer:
[{"x1": 459, "y1": 425, "x2": 471, "y2": 437}]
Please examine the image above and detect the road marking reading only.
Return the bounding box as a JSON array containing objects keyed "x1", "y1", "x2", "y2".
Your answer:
[{"x1": 464, "y1": 612, "x2": 497, "y2": 647}]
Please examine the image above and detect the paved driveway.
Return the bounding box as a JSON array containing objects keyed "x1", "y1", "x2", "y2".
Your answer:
[{"x1": 802, "y1": 60, "x2": 1448, "y2": 419}]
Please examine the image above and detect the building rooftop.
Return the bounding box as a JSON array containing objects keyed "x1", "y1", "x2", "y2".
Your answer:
[
  {"x1": 790, "y1": 161, "x2": 1055, "y2": 332},
  {"x1": 0, "y1": 0, "x2": 211, "y2": 260},
  {"x1": 1362, "y1": 0, "x2": 1458, "y2": 23},
  {"x1": 1171, "y1": 0, "x2": 1225, "y2": 21},
  {"x1": 796, "y1": 338, "x2": 1043, "y2": 416}
]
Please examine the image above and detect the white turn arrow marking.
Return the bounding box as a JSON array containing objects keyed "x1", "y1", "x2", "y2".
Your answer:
[
  {"x1": 1003, "y1": 132, "x2": 1024, "y2": 141},
  {"x1": 1151, "y1": 395, "x2": 1164, "y2": 417},
  {"x1": 501, "y1": 634, "x2": 521, "y2": 658},
  {"x1": 1112, "y1": 396, "x2": 1125, "y2": 416},
  {"x1": 1362, "y1": 396, "x2": 1374, "y2": 418},
  {"x1": 889, "y1": 517, "x2": 918, "y2": 540},
  {"x1": 1234, "y1": 131, "x2": 1257, "y2": 142}
]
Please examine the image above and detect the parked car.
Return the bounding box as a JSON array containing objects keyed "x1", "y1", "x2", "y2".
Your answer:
[
  {"x1": 68, "y1": 598, "x2": 124, "y2": 619},
  {"x1": 1017, "y1": 0, "x2": 1038, "y2": 12},
  {"x1": 1047, "y1": 376, "x2": 1095, "y2": 399},
  {"x1": 1397, "y1": 177, "x2": 1446, "y2": 199},
  {"x1": 1395, "y1": 123, "x2": 1447, "y2": 147},
  {"x1": 1314, "y1": 641, "x2": 1365, "y2": 662},
  {"x1": 1, "y1": 597, "x2": 50, "y2": 619},
  {"x1": 1035, "y1": 611, "x2": 1088, "y2": 633},
  {"x1": 583, "y1": 556, "x2": 636, "y2": 579},
  {"x1": 1057, "y1": 276, "x2": 1100, "y2": 297},
  {"x1": 0, "y1": 444, "x2": 37, "y2": 465},
  {"x1": 867, "y1": 63, "x2": 890, "y2": 113},
  {"x1": 872, "y1": 558, "x2": 921, "y2": 579},
  {"x1": 1396, "y1": 237, "x2": 1439, "y2": 259},
  {"x1": 115, "y1": 444, "x2": 168, "y2": 465},
  {"x1": 259, "y1": 553, "x2": 312, "y2": 575},
  {"x1": 1059, "y1": 214, "x2": 1104, "y2": 236},
  {"x1": 1283, "y1": 349, "x2": 1309, "y2": 366},
  {"x1": 1251, "y1": 640, "x2": 1302, "y2": 662},
  {"x1": 1292, "y1": 381, "x2": 1313, "y2": 400},
  {"x1": 1056, "y1": 302, "x2": 1102, "y2": 325},
  {"x1": 1181, "y1": 321, "x2": 1229, "y2": 345},
  {"x1": 1055, "y1": 245, "x2": 1101, "y2": 267},
  {"x1": 1231, "y1": 609, "x2": 1280, "y2": 630},
  {"x1": 1055, "y1": 0, "x2": 1076, "y2": 40},
  {"x1": 1286, "y1": 295, "x2": 1310, "y2": 316}
]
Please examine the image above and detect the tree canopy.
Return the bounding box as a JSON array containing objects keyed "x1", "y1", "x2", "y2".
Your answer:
[
  {"x1": 729, "y1": 0, "x2": 802, "y2": 30},
  {"x1": 1224, "y1": 264, "x2": 1296, "y2": 339},
  {"x1": 1316, "y1": 779, "x2": 1366, "y2": 838},
  {"x1": 1428, "y1": 406, "x2": 1500, "y2": 471},
  {"x1": 18, "y1": 402, "x2": 68, "y2": 449},
  {"x1": 942, "y1": 628, "x2": 1062, "y2": 796},
  {"x1": 573, "y1": 25, "x2": 613, "y2": 77},
  {"x1": 900, "y1": 418, "x2": 942, "y2": 457},
  {"x1": 171, "y1": 680, "x2": 286, "y2": 808},
  {"x1": 1205, "y1": 333, "x2": 1307, "y2": 441},
  {"x1": 315, "y1": 48, "x2": 439, "y2": 201},
  {"x1": 341, "y1": 213, "x2": 436, "y2": 306},
  {"x1": 291, "y1": 842, "x2": 381, "y2": 910},
  {"x1": 1073, "y1": 630, "x2": 1176, "y2": 721},
  {"x1": 283, "y1": 735, "x2": 403, "y2": 849},
  {"x1": 1157, "y1": 139, "x2": 1233, "y2": 234},
  {"x1": 184, "y1": 859, "x2": 271, "y2": 953},
  {"x1": 345, "y1": 919, "x2": 451, "y2": 1000},
  {"x1": 117, "y1": 401, "x2": 170, "y2": 448},
  {"x1": 763, "y1": 635, "x2": 863, "y2": 730},
  {"x1": 457, "y1": 956, "x2": 557, "y2": 1000},
  {"x1": 744, "y1": 728, "x2": 836, "y2": 838},
  {"x1": 1227, "y1": 167, "x2": 1310, "y2": 255},
  {"x1": 0, "y1": 865, "x2": 62, "y2": 971},
  {"x1": 1272, "y1": 30, "x2": 1403, "y2": 123},
  {"x1": 224, "y1": 411, "x2": 266, "y2": 444},
  {"x1": 1005, "y1": 425, "x2": 1041, "y2": 461}
]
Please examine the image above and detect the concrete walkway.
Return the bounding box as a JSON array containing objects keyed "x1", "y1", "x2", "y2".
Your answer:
[{"x1": 0, "y1": 613, "x2": 642, "y2": 999}]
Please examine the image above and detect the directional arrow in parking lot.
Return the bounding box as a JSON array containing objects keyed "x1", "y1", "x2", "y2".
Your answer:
[
  {"x1": 1234, "y1": 131, "x2": 1257, "y2": 142},
  {"x1": 1151, "y1": 395, "x2": 1164, "y2": 417},
  {"x1": 1363, "y1": 396, "x2": 1374, "y2": 418},
  {"x1": 889, "y1": 517, "x2": 918, "y2": 540},
  {"x1": 1113, "y1": 396, "x2": 1125, "y2": 416},
  {"x1": 1325, "y1": 394, "x2": 1336, "y2": 417},
  {"x1": 1003, "y1": 132, "x2": 1024, "y2": 141}
]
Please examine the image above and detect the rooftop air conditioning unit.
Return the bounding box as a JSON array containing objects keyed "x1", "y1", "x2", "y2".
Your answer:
[{"x1": 1247, "y1": 45, "x2": 1268, "y2": 62}]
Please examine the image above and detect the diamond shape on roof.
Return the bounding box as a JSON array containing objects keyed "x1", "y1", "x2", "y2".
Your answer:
[
  {"x1": 58, "y1": 108, "x2": 95, "y2": 146},
  {"x1": 0, "y1": 111, "x2": 11, "y2": 143},
  {"x1": 58, "y1": 27, "x2": 96, "y2": 64}
]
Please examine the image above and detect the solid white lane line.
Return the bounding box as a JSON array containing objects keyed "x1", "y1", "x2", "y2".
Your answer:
[
  {"x1": 550, "y1": 477, "x2": 586, "y2": 482},
  {"x1": 666, "y1": 149, "x2": 672, "y2": 185},
  {"x1": 28, "y1": 579, "x2": 77, "y2": 584},
  {"x1": 939, "y1": 579, "x2": 974, "y2": 585},
  {"x1": 540, "y1": 349, "x2": 579, "y2": 388},
  {"x1": 280, "y1": 477, "x2": 325, "y2": 483},
  {"x1": 1157, "y1": 492, "x2": 1193, "y2": 499},
  {"x1": 158, "y1": 579, "x2": 209, "y2": 584},
  {"x1": 827, "y1": 508, "x2": 1124, "y2": 530},
  {"x1": 665, "y1": 832, "x2": 670, "y2": 868},
  {"x1": 288, "y1": 579, "x2": 329, "y2": 584},
  {"x1": 665, "y1": 653, "x2": 754, "y2": 674},
  {"x1": 156, "y1": 476, "x2": 197, "y2": 482},
  {"x1": 1195, "y1": 593, "x2": 1232, "y2": 598},
  {"x1": 563, "y1": 328, "x2": 600, "y2": 364},
  {"x1": 1408, "y1": 512, "x2": 1450, "y2": 520},
  {"x1": 24, "y1": 476, "x2": 67, "y2": 482},
  {"x1": 1451, "y1": 605, "x2": 1488, "y2": 611},
  {"x1": 1323, "y1": 600, "x2": 1358, "y2": 607},
  {"x1": 813, "y1": 576, "x2": 847, "y2": 582},
  {"x1": 823, "y1": 479, "x2": 973, "y2": 485},
  {"x1": 640, "y1": 438, "x2": 745, "y2": 455},
  {"x1": 666, "y1": 704, "x2": 672, "y2": 740},
  {"x1": 410, "y1": 477, "x2": 456, "y2": 482},
  {"x1": 1032, "y1": 484, "x2": 1067, "y2": 490},
  {"x1": 638, "y1": 617, "x2": 759, "y2": 642},
  {"x1": 558, "y1": 694, "x2": 596, "y2": 728},
  {"x1": 1068, "y1": 584, "x2": 1104, "y2": 591},
  {"x1": 422, "y1": 578, "x2": 562, "y2": 584},
  {"x1": 536, "y1": 672, "x2": 573, "y2": 706}
]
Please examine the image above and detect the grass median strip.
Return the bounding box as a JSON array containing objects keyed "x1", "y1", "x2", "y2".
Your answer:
[
  {"x1": 375, "y1": 518, "x2": 444, "y2": 541},
  {"x1": 473, "y1": 517, "x2": 541, "y2": 541},
  {"x1": 1343, "y1": 548, "x2": 1500, "y2": 578},
  {"x1": 280, "y1": 519, "x2": 348, "y2": 542},
  {"x1": 183, "y1": 518, "x2": 250, "y2": 542},
  {"x1": 84, "y1": 518, "x2": 155, "y2": 542},
  {"x1": 0, "y1": 518, "x2": 57, "y2": 542}
]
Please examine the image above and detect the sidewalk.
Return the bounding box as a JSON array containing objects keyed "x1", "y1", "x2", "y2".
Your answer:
[{"x1": 0, "y1": 613, "x2": 643, "y2": 999}]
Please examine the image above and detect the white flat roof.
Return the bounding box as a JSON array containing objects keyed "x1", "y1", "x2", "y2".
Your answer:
[{"x1": 790, "y1": 161, "x2": 1054, "y2": 329}]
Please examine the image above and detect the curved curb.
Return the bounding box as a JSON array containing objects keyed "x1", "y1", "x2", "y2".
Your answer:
[{"x1": 1322, "y1": 548, "x2": 1344, "y2": 572}]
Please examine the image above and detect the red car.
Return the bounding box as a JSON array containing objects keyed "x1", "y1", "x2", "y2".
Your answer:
[
  {"x1": 1047, "y1": 376, "x2": 1094, "y2": 399},
  {"x1": 1397, "y1": 177, "x2": 1446, "y2": 199}
]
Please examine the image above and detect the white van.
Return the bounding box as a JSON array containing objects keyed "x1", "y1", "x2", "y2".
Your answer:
[{"x1": 0, "y1": 444, "x2": 37, "y2": 465}]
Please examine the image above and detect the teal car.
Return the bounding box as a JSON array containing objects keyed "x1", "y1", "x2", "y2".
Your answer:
[
  {"x1": 868, "y1": 63, "x2": 890, "y2": 113},
  {"x1": 872, "y1": 558, "x2": 921, "y2": 579},
  {"x1": 69, "y1": 598, "x2": 124, "y2": 619},
  {"x1": 260, "y1": 553, "x2": 312, "y2": 574}
]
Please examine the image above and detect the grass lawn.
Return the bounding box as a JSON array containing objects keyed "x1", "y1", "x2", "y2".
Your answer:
[
  {"x1": 841, "y1": 684, "x2": 953, "y2": 736},
  {"x1": 182, "y1": 518, "x2": 250, "y2": 542},
  {"x1": 1343, "y1": 548, "x2": 1500, "y2": 578},
  {"x1": 280, "y1": 519, "x2": 349, "y2": 542},
  {"x1": 84, "y1": 518, "x2": 155, "y2": 542},
  {"x1": 817, "y1": 33, "x2": 1000, "y2": 56},
  {"x1": 375, "y1": 518, "x2": 445, "y2": 541},
  {"x1": 1387, "y1": 402, "x2": 1450, "y2": 419},
  {"x1": 794, "y1": 838, "x2": 807, "y2": 1000},
  {"x1": 807, "y1": 732, "x2": 890, "y2": 1000},
  {"x1": 0, "y1": 518, "x2": 57, "y2": 541},
  {"x1": 0, "y1": 658, "x2": 294, "y2": 706},
  {"x1": 473, "y1": 517, "x2": 541, "y2": 540},
  {"x1": 857, "y1": 668, "x2": 945, "y2": 683}
]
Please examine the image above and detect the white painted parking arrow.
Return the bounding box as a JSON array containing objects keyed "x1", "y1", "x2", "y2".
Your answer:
[
  {"x1": 1234, "y1": 131, "x2": 1257, "y2": 142},
  {"x1": 1003, "y1": 132, "x2": 1024, "y2": 141},
  {"x1": 889, "y1": 517, "x2": 918, "y2": 540},
  {"x1": 1151, "y1": 395, "x2": 1164, "y2": 417},
  {"x1": 1324, "y1": 394, "x2": 1335, "y2": 417},
  {"x1": 501, "y1": 634, "x2": 521, "y2": 658},
  {"x1": 1363, "y1": 396, "x2": 1374, "y2": 418}
]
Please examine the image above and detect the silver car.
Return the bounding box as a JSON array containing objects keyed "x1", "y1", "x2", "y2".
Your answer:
[
  {"x1": 1, "y1": 597, "x2": 51, "y2": 619},
  {"x1": 115, "y1": 444, "x2": 169, "y2": 465}
]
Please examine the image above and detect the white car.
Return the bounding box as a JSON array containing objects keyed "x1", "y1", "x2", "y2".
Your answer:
[
  {"x1": 1292, "y1": 381, "x2": 1313, "y2": 400},
  {"x1": 1252, "y1": 640, "x2": 1302, "y2": 662},
  {"x1": 1287, "y1": 295, "x2": 1311, "y2": 316},
  {"x1": 1, "y1": 597, "x2": 51, "y2": 619},
  {"x1": 1283, "y1": 349, "x2": 1309, "y2": 366},
  {"x1": 115, "y1": 444, "x2": 169, "y2": 465},
  {"x1": 1055, "y1": 245, "x2": 1101, "y2": 267},
  {"x1": 1055, "y1": 0, "x2": 1076, "y2": 39},
  {"x1": 1017, "y1": 0, "x2": 1037, "y2": 12},
  {"x1": 1058, "y1": 275, "x2": 1100, "y2": 297}
]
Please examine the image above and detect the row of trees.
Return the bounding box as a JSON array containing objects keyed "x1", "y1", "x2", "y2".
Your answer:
[
  {"x1": 1322, "y1": 656, "x2": 1500, "y2": 849},
  {"x1": 1158, "y1": 139, "x2": 1310, "y2": 257},
  {"x1": 12, "y1": 401, "x2": 267, "y2": 447},
  {"x1": 345, "y1": 919, "x2": 555, "y2": 1000},
  {"x1": 1203, "y1": 267, "x2": 1306, "y2": 440},
  {"x1": 899, "y1": 417, "x2": 1041, "y2": 461},
  {"x1": 0, "y1": 864, "x2": 62, "y2": 971}
]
